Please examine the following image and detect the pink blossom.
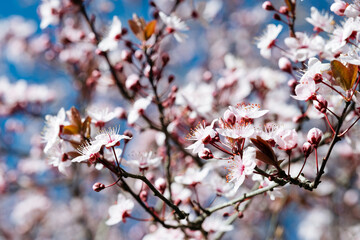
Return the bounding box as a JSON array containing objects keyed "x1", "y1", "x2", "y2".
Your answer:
[
  {"x1": 42, "y1": 108, "x2": 66, "y2": 154},
  {"x1": 216, "y1": 122, "x2": 255, "y2": 139},
  {"x1": 306, "y1": 7, "x2": 334, "y2": 33},
  {"x1": 274, "y1": 128, "x2": 298, "y2": 151},
  {"x1": 87, "y1": 106, "x2": 117, "y2": 128},
  {"x1": 71, "y1": 141, "x2": 103, "y2": 163},
  {"x1": 174, "y1": 168, "x2": 209, "y2": 186},
  {"x1": 98, "y1": 16, "x2": 122, "y2": 52},
  {"x1": 330, "y1": 0, "x2": 347, "y2": 16},
  {"x1": 186, "y1": 120, "x2": 217, "y2": 154},
  {"x1": 105, "y1": 194, "x2": 134, "y2": 225},
  {"x1": 344, "y1": 1, "x2": 360, "y2": 17},
  {"x1": 159, "y1": 12, "x2": 189, "y2": 42},
  {"x1": 46, "y1": 140, "x2": 72, "y2": 175},
  {"x1": 256, "y1": 24, "x2": 283, "y2": 59},
  {"x1": 291, "y1": 77, "x2": 317, "y2": 101},
  {"x1": 94, "y1": 126, "x2": 131, "y2": 148},
  {"x1": 229, "y1": 103, "x2": 269, "y2": 121},
  {"x1": 226, "y1": 147, "x2": 256, "y2": 191},
  {"x1": 127, "y1": 96, "x2": 152, "y2": 125},
  {"x1": 126, "y1": 151, "x2": 162, "y2": 171},
  {"x1": 38, "y1": 0, "x2": 61, "y2": 29},
  {"x1": 307, "y1": 128, "x2": 323, "y2": 146}
]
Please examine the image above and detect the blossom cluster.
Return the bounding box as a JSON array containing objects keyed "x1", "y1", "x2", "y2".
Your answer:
[{"x1": 3, "y1": 0, "x2": 360, "y2": 239}]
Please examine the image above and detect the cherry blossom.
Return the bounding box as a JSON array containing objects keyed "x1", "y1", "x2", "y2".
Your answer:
[
  {"x1": 274, "y1": 128, "x2": 298, "y2": 151},
  {"x1": 94, "y1": 126, "x2": 131, "y2": 148},
  {"x1": 186, "y1": 120, "x2": 217, "y2": 154},
  {"x1": 256, "y1": 24, "x2": 282, "y2": 59},
  {"x1": 42, "y1": 108, "x2": 66, "y2": 154},
  {"x1": 38, "y1": 0, "x2": 61, "y2": 29},
  {"x1": 46, "y1": 140, "x2": 72, "y2": 175},
  {"x1": 127, "y1": 96, "x2": 152, "y2": 125},
  {"x1": 87, "y1": 106, "x2": 117, "y2": 128},
  {"x1": 71, "y1": 141, "x2": 103, "y2": 163},
  {"x1": 98, "y1": 16, "x2": 122, "y2": 52},
  {"x1": 226, "y1": 147, "x2": 256, "y2": 191},
  {"x1": 202, "y1": 214, "x2": 234, "y2": 233},
  {"x1": 216, "y1": 122, "x2": 255, "y2": 139},
  {"x1": 229, "y1": 103, "x2": 269, "y2": 121},
  {"x1": 306, "y1": 7, "x2": 334, "y2": 33},
  {"x1": 126, "y1": 151, "x2": 162, "y2": 171},
  {"x1": 159, "y1": 11, "x2": 189, "y2": 42},
  {"x1": 105, "y1": 194, "x2": 134, "y2": 225},
  {"x1": 292, "y1": 77, "x2": 317, "y2": 101}
]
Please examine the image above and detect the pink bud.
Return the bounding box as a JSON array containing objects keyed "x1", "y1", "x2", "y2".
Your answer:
[
  {"x1": 262, "y1": 1, "x2": 274, "y2": 11},
  {"x1": 313, "y1": 73, "x2": 322, "y2": 84},
  {"x1": 198, "y1": 148, "x2": 214, "y2": 160},
  {"x1": 125, "y1": 74, "x2": 140, "y2": 91},
  {"x1": 314, "y1": 95, "x2": 328, "y2": 114},
  {"x1": 279, "y1": 6, "x2": 289, "y2": 15},
  {"x1": 92, "y1": 182, "x2": 105, "y2": 192},
  {"x1": 307, "y1": 128, "x2": 323, "y2": 146},
  {"x1": 161, "y1": 53, "x2": 170, "y2": 65},
  {"x1": 121, "y1": 50, "x2": 132, "y2": 62},
  {"x1": 330, "y1": 1, "x2": 347, "y2": 16},
  {"x1": 224, "y1": 109, "x2": 236, "y2": 125},
  {"x1": 302, "y1": 142, "x2": 313, "y2": 158},
  {"x1": 140, "y1": 190, "x2": 148, "y2": 202},
  {"x1": 155, "y1": 178, "x2": 166, "y2": 194},
  {"x1": 134, "y1": 50, "x2": 143, "y2": 60},
  {"x1": 203, "y1": 71, "x2": 212, "y2": 82},
  {"x1": 278, "y1": 57, "x2": 292, "y2": 73}
]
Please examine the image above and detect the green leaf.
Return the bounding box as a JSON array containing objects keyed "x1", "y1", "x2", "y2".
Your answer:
[{"x1": 331, "y1": 60, "x2": 358, "y2": 91}]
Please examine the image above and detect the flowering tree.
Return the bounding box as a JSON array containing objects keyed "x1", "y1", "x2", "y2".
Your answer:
[{"x1": 2, "y1": 0, "x2": 360, "y2": 239}]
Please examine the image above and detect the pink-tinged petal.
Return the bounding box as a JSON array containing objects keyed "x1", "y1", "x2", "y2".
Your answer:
[{"x1": 249, "y1": 109, "x2": 269, "y2": 118}]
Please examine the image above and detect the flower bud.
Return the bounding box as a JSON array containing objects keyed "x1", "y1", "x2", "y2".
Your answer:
[
  {"x1": 313, "y1": 73, "x2": 322, "y2": 84},
  {"x1": 262, "y1": 1, "x2": 274, "y2": 11},
  {"x1": 314, "y1": 95, "x2": 328, "y2": 114},
  {"x1": 161, "y1": 53, "x2": 170, "y2": 65},
  {"x1": 140, "y1": 190, "x2": 148, "y2": 202},
  {"x1": 134, "y1": 50, "x2": 143, "y2": 60},
  {"x1": 278, "y1": 57, "x2": 292, "y2": 73},
  {"x1": 302, "y1": 142, "x2": 314, "y2": 158},
  {"x1": 224, "y1": 109, "x2": 236, "y2": 125},
  {"x1": 123, "y1": 130, "x2": 133, "y2": 143},
  {"x1": 273, "y1": 13, "x2": 281, "y2": 20},
  {"x1": 121, "y1": 50, "x2": 132, "y2": 63},
  {"x1": 203, "y1": 71, "x2": 212, "y2": 82},
  {"x1": 330, "y1": 1, "x2": 347, "y2": 16},
  {"x1": 125, "y1": 74, "x2": 140, "y2": 91},
  {"x1": 155, "y1": 178, "x2": 166, "y2": 194},
  {"x1": 92, "y1": 182, "x2": 105, "y2": 192},
  {"x1": 307, "y1": 128, "x2": 323, "y2": 147},
  {"x1": 279, "y1": 6, "x2": 289, "y2": 15},
  {"x1": 198, "y1": 148, "x2": 214, "y2": 160}
]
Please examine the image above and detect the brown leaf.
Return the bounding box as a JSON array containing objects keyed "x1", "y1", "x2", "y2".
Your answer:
[
  {"x1": 331, "y1": 60, "x2": 358, "y2": 91},
  {"x1": 67, "y1": 107, "x2": 82, "y2": 129},
  {"x1": 63, "y1": 125, "x2": 79, "y2": 135},
  {"x1": 82, "y1": 116, "x2": 92, "y2": 139},
  {"x1": 128, "y1": 19, "x2": 144, "y2": 41},
  {"x1": 251, "y1": 136, "x2": 279, "y2": 168},
  {"x1": 144, "y1": 20, "x2": 156, "y2": 40}
]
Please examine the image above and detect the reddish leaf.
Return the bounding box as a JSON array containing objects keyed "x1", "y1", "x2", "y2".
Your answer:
[{"x1": 250, "y1": 136, "x2": 280, "y2": 168}]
